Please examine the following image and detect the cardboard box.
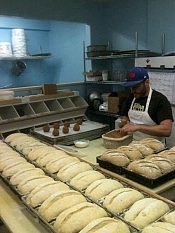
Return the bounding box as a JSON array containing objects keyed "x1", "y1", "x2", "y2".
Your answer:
[
  {"x1": 42, "y1": 84, "x2": 57, "y2": 95},
  {"x1": 108, "y1": 94, "x2": 119, "y2": 113}
]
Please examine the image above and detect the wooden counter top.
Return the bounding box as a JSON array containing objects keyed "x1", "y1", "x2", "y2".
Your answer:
[{"x1": 0, "y1": 179, "x2": 50, "y2": 233}]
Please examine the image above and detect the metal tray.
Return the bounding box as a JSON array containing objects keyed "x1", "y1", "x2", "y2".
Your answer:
[
  {"x1": 124, "y1": 168, "x2": 175, "y2": 188},
  {"x1": 31, "y1": 120, "x2": 110, "y2": 145}
]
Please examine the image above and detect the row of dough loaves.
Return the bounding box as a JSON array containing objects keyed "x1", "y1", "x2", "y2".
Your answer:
[
  {"x1": 5, "y1": 133, "x2": 96, "y2": 183},
  {"x1": 0, "y1": 140, "x2": 132, "y2": 233},
  {"x1": 4, "y1": 132, "x2": 45, "y2": 155},
  {"x1": 100, "y1": 137, "x2": 165, "y2": 167},
  {"x1": 2, "y1": 134, "x2": 172, "y2": 232},
  {"x1": 127, "y1": 152, "x2": 175, "y2": 179}
]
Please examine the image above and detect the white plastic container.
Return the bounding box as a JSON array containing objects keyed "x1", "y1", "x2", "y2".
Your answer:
[
  {"x1": 0, "y1": 89, "x2": 14, "y2": 100},
  {"x1": 0, "y1": 42, "x2": 12, "y2": 57},
  {"x1": 74, "y1": 139, "x2": 89, "y2": 148},
  {"x1": 12, "y1": 28, "x2": 27, "y2": 57},
  {"x1": 102, "y1": 70, "x2": 108, "y2": 81}
]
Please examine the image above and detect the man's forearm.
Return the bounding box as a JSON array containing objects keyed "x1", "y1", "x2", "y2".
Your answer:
[{"x1": 121, "y1": 120, "x2": 172, "y2": 137}]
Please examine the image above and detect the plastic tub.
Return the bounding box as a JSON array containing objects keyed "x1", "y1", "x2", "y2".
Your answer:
[{"x1": 0, "y1": 90, "x2": 14, "y2": 100}]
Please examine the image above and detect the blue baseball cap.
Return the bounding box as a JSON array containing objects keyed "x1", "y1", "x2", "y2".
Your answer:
[{"x1": 123, "y1": 67, "x2": 149, "y2": 88}]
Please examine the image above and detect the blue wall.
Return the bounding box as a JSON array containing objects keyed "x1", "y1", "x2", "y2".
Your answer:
[
  {"x1": 1, "y1": 0, "x2": 175, "y2": 89},
  {"x1": 49, "y1": 21, "x2": 89, "y2": 84},
  {"x1": 0, "y1": 17, "x2": 52, "y2": 88},
  {"x1": 102, "y1": 0, "x2": 148, "y2": 51},
  {"x1": 147, "y1": 0, "x2": 175, "y2": 53},
  {"x1": 0, "y1": 17, "x2": 90, "y2": 88}
]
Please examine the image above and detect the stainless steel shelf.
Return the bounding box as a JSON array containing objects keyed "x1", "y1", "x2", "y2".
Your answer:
[
  {"x1": 85, "y1": 81, "x2": 124, "y2": 85},
  {"x1": 85, "y1": 55, "x2": 136, "y2": 60}
]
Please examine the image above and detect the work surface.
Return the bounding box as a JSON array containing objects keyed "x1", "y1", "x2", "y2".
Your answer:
[
  {"x1": 0, "y1": 179, "x2": 50, "y2": 233},
  {"x1": 0, "y1": 138, "x2": 175, "y2": 233},
  {"x1": 70, "y1": 138, "x2": 175, "y2": 194}
]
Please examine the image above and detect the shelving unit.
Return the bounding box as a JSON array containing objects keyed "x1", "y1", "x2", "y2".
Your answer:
[
  {"x1": 0, "y1": 92, "x2": 88, "y2": 134},
  {"x1": 83, "y1": 45, "x2": 136, "y2": 89},
  {"x1": 83, "y1": 42, "x2": 161, "y2": 86}
]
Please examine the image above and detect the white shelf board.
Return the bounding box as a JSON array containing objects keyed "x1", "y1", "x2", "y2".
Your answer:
[{"x1": 0, "y1": 55, "x2": 51, "y2": 60}]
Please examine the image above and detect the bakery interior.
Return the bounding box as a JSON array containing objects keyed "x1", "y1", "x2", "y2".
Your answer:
[{"x1": 1, "y1": 0, "x2": 175, "y2": 233}]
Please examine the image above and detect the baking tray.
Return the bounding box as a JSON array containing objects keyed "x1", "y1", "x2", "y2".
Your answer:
[
  {"x1": 96, "y1": 156, "x2": 126, "y2": 175},
  {"x1": 20, "y1": 196, "x2": 56, "y2": 233},
  {"x1": 124, "y1": 168, "x2": 175, "y2": 188},
  {"x1": 31, "y1": 120, "x2": 110, "y2": 145}
]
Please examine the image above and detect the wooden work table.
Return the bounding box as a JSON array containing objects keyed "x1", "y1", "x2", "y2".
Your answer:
[
  {"x1": 0, "y1": 138, "x2": 175, "y2": 233},
  {"x1": 71, "y1": 138, "x2": 175, "y2": 196},
  {"x1": 0, "y1": 179, "x2": 50, "y2": 233}
]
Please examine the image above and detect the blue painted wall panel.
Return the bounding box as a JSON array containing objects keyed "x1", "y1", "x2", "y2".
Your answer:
[{"x1": 1, "y1": 0, "x2": 175, "y2": 89}]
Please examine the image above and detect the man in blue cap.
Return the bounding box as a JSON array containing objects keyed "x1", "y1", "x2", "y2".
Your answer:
[{"x1": 119, "y1": 67, "x2": 173, "y2": 142}]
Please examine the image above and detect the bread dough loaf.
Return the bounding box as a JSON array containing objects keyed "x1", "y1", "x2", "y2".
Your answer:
[
  {"x1": 163, "y1": 210, "x2": 175, "y2": 225},
  {"x1": 129, "y1": 142, "x2": 154, "y2": 157},
  {"x1": 53, "y1": 202, "x2": 108, "y2": 233},
  {"x1": 10, "y1": 168, "x2": 45, "y2": 185},
  {"x1": 0, "y1": 151, "x2": 19, "y2": 161},
  {"x1": 36, "y1": 150, "x2": 69, "y2": 167},
  {"x1": 38, "y1": 190, "x2": 87, "y2": 221},
  {"x1": 159, "y1": 150, "x2": 175, "y2": 163},
  {"x1": 26, "y1": 181, "x2": 70, "y2": 207},
  {"x1": 124, "y1": 198, "x2": 170, "y2": 229},
  {"x1": 11, "y1": 137, "x2": 38, "y2": 149},
  {"x1": 21, "y1": 142, "x2": 45, "y2": 155},
  {"x1": 139, "y1": 138, "x2": 165, "y2": 152},
  {"x1": 46, "y1": 156, "x2": 79, "y2": 173},
  {"x1": 5, "y1": 133, "x2": 28, "y2": 143},
  {"x1": 127, "y1": 160, "x2": 162, "y2": 179},
  {"x1": 2, "y1": 162, "x2": 35, "y2": 177},
  {"x1": 17, "y1": 175, "x2": 53, "y2": 195},
  {"x1": 27, "y1": 146, "x2": 56, "y2": 161},
  {"x1": 85, "y1": 178, "x2": 123, "y2": 201},
  {"x1": 141, "y1": 222, "x2": 175, "y2": 233},
  {"x1": 0, "y1": 146, "x2": 18, "y2": 155},
  {"x1": 147, "y1": 157, "x2": 174, "y2": 173},
  {"x1": 70, "y1": 170, "x2": 105, "y2": 191},
  {"x1": 100, "y1": 150, "x2": 130, "y2": 166},
  {"x1": 57, "y1": 161, "x2": 93, "y2": 182},
  {"x1": 116, "y1": 146, "x2": 143, "y2": 160},
  {"x1": 79, "y1": 217, "x2": 130, "y2": 233},
  {"x1": 103, "y1": 188, "x2": 144, "y2": 214},
  {"x1": 0, "y1": 156, "x2": 26, "y2": 171}
]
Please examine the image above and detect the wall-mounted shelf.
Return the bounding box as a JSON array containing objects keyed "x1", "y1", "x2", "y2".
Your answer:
[
  {"x1": 85, "y1": 55, "x2": 138, "y2": 60},
  {"x1": 0, "y1": 54, "x2": 51, "y2": 61},
  {"x1": 85, "y1": 50, "x2": 160, "y2": 61},
  {"x1": 85, "y1": 80, "x2": 124, "y2": 85},
  {"x1": 135, "y1": 55, "x2": 175, "y2": 69}
]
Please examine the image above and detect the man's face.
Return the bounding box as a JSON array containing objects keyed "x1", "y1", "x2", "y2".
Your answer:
[{"x1": 130, "y1": 81, "x2": 147, "y2": 99}]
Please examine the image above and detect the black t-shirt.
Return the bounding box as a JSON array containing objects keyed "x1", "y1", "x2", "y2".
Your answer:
[{"x1": 120, "y1": 89, "x2": 174, "y2": 124}]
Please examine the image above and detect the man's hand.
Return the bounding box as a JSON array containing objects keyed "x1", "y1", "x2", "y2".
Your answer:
[{"x1": 120, "y1": 123, "x2": 139, "y2": 134}]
